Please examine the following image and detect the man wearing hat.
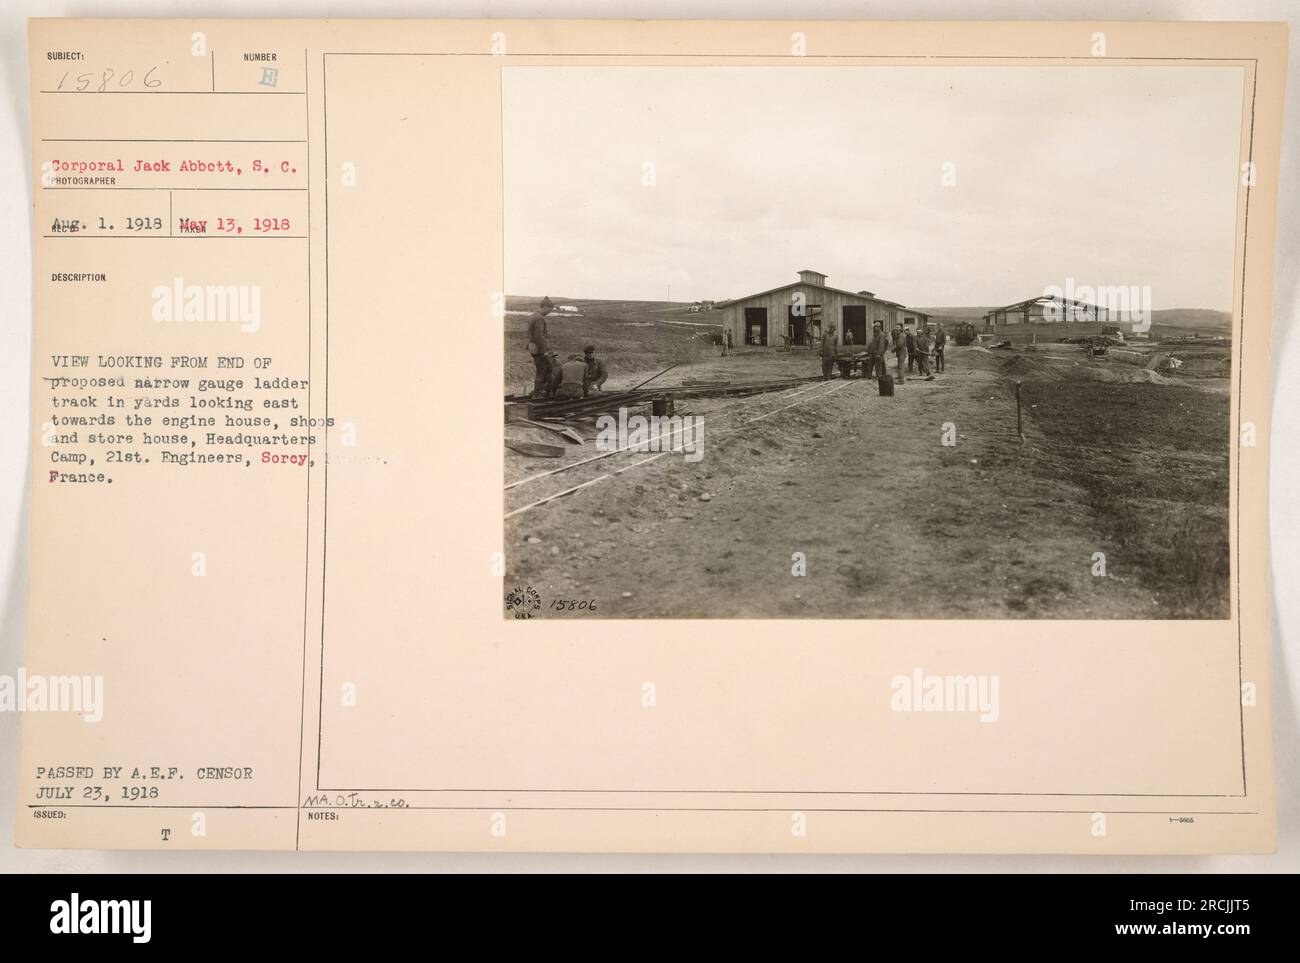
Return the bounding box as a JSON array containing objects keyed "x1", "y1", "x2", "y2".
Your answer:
[
  {"x1": 550, "y1": 353, "x2": 589, "y2": 400},
  {"x1": 914, "y1": 324, "x2": 936, "y2": 381},
  {"x1": 868, "y1": 321, "x2": 890, "y2": 379},
  {"x1": 892, "y1": 324, "x2": 908, "y2": 384},
  {"x1": 583, "y1": 345, "x2": 608, "y2": 396},
  {"x1": 527, "y1": 296, "x2": 555, "y2": 398},
  {"x1": 819, "y1": 323, "x2": 839, "y2": 379}
]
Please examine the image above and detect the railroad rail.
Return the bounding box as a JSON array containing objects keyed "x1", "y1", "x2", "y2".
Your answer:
[{"x1": 504, "y1": 377, "x2": 859, "y2": 519}]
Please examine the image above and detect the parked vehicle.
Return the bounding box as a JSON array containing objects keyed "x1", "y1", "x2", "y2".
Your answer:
[
  {"x1": 826, "y1": 346, "x2": 873, "y2": 378},
  {"x1": 1084, "y1": 337, "x2": 1110, "y2": 360}
]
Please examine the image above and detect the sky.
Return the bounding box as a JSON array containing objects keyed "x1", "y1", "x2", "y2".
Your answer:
[{"x1": 503, "y1": 65, "x2": 1245, "y2": 310}]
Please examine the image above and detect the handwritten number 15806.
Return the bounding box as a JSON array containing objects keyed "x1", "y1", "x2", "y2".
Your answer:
[{"x1": 56, "y1": 66, "x2": 162, "y2": 92}]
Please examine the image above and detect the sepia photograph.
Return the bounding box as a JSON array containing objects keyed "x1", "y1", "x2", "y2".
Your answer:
[{"x1": 502, "y1": 64, "x2": 1244, "y2": 620}]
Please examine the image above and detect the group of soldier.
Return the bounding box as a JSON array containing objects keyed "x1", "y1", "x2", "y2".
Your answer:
[
  {"x1": 525, "y1": 296, "x2": 610, "y2": 400},
  {"x1": 523, "y1": 292, "x2": 948, "y2": 402},
  {"x1": 820, "y1": 319, "x2": 947, "y2": 384}
]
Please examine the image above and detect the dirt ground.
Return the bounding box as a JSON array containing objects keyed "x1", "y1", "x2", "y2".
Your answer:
[{"x1": 504, "y1": 343, "x2": 1231, "y2": 619}]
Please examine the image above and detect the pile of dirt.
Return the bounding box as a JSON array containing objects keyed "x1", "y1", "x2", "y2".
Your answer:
[
  {"x1": 1060, "y1": 364, "x2": 1175, "y2": 386},
  {"x1": 1000, "y1": 355, "x2": 1065, "y2": 381},
  {"x1": 1000, "y1": 353, "x2": 1175, "y2": 386}
]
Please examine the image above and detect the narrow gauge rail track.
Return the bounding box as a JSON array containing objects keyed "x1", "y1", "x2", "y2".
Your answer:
[{"x1": 504, "y1": 377, "x2": 859, "y2": 519}]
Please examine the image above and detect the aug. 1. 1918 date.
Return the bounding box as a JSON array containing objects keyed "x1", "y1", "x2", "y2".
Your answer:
[{"x1": 49, "y1": 216, "x2": 294, "y2": 235}]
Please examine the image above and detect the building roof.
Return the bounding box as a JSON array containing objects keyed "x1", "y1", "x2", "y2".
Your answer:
[
  {"x1": 984, "y1": 293, "x2": 1100, "y2": 318},
  {"x1": 726, "y1": 272, "x2": 930, "y2": 320},
  {"x1": 730, "y1": 280, "x2": 898, "y2": 306}
]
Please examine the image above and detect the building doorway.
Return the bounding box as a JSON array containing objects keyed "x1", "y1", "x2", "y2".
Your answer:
[
  {"x1": 744, "y1": 307, "x2": 768, "y2": 346},
  {"x1": 787, "y1": 306, "x2": 807, "y2": 348},
  {"x1": 841, "y1": 305, "x2": 867, "y2": 346}
]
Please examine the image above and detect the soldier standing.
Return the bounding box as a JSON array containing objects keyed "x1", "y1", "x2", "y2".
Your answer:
[
  {"x1": 914, "y1": 326, "x2": 936, "y2": 381},
  {"x1": 527, "y1": 296, "x2": 555, "y2": 399},
  {"x1": 892, "y1": 325, "x2": 908, "y2": 384},
  {"x1": 820, "y1": 323, "x2": 839, "y2": 379},
  {"x1": 869, "y1": 322, "x2": 889, "y2": 379}
]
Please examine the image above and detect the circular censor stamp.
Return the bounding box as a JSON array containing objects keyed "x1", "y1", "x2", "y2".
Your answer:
[{"x1": 505, "y1": 586, "x2": 541, "y2": 619}]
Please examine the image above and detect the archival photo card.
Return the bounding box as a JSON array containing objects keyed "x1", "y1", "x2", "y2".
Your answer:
[{"x1": 17, "y1": 18, "x2": 1283, "y2": 854}]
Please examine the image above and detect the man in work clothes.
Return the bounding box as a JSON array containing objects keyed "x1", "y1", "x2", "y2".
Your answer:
[
  {"x1": 905, "y1": 326, "x2": 917, "y2": 373},
  {"x1": 914, "y1": 326, "x2": 936, "y2": 381},
  {"x1": 820, "y1": 323, "x2": 839, "y2": 379},
  {"x1": 541, "y1": 351, "x2": 559, "y2": 398},
  {"x1": 550, "y1": 354, "x2": 589, "y2": 400},
  {"x1": 868, "y1": 322, "x2": 890, "y2": 379},
  {"x1": 934, "y1": 324, "x2": 947, "y2": 373},
  {"x1": 892, "y1": 325, "x2": 909, "y2": 383},
  {"x1": 527, "y1": 296, "x2": 555, "y2": 398},
  {"x1": 583, "y1": 345, "x2": 608, "y2": 395}
]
